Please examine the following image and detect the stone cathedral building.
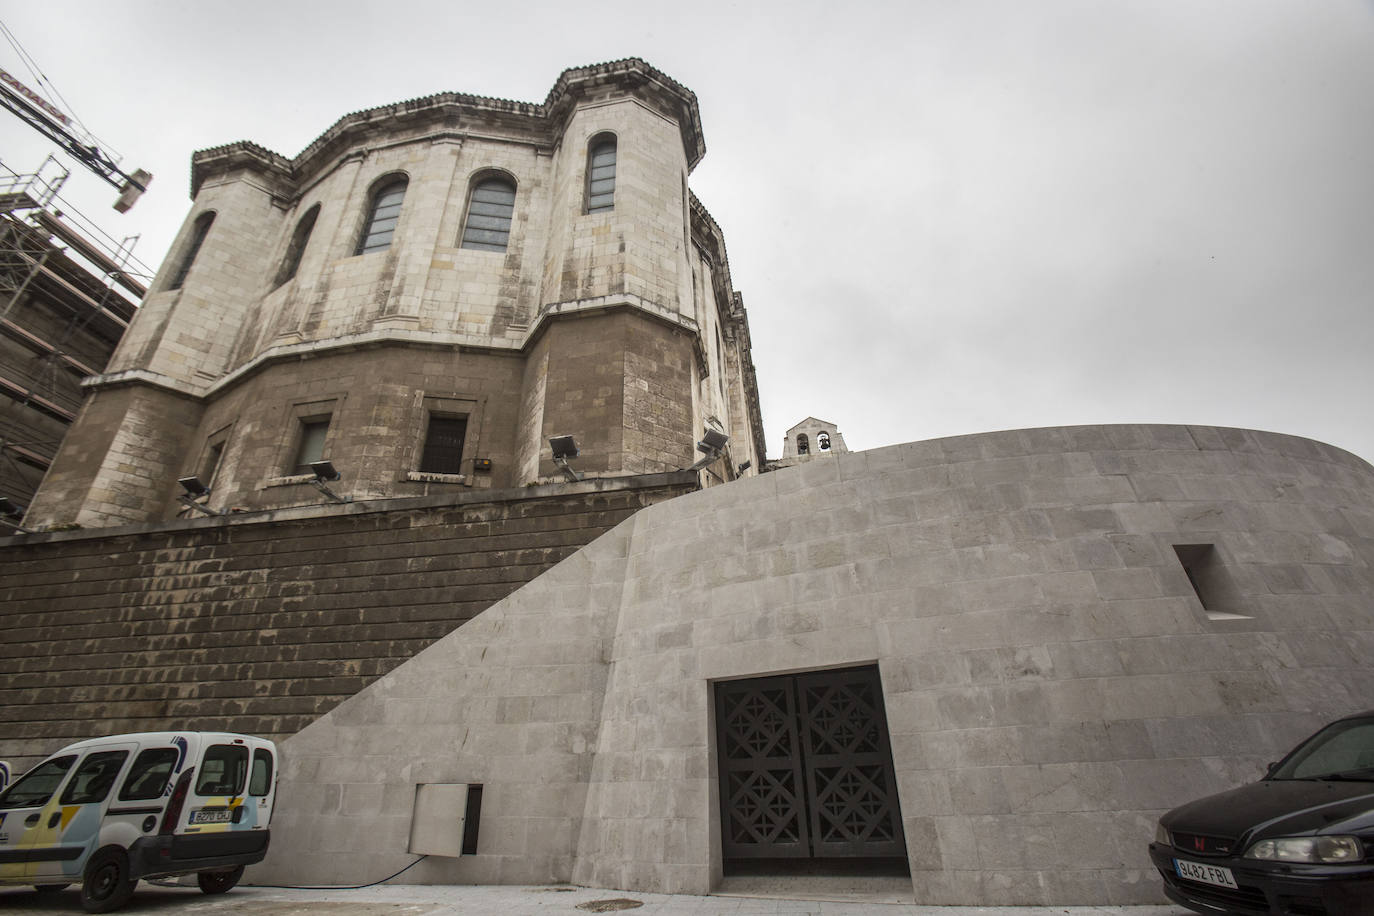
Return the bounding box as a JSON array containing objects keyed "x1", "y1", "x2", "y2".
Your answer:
[
  {"x1": 25, "y1": 57, "x2": 762, "y2": 528},
  {"x1": 4, "y1": 59, "x2": 1374, "y2": 909}
]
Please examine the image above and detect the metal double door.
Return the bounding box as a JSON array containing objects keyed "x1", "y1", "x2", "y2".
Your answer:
[{"x1": 715, "y1": 665, "x2": 906, "y2": 860}]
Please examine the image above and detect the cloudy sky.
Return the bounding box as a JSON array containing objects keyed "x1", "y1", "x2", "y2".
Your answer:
[{"x1": 3, "y1": 0, "x2": 1372, "y2": 464}]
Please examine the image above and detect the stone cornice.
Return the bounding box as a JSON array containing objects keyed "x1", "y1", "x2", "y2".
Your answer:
[
  {"x1": 190, "y1": 58, "x2": 705, "y2": 199},
  {"x1": 83, "y1": 294, "x2": 701, "y2": 400}
]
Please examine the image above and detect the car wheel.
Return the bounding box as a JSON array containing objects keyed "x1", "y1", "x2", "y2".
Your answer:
[
  {"x1": 34, "y1": 883, "x2": 70, "y2": 893},
  {"x1": 196, "y1": 865, "x2": 244, "y2": 895},
  {"x1": 81, "y1": 848, "x2": 137, "y2": 913}
]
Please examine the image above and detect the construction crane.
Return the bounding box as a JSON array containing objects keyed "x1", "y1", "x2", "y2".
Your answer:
[{"x1": 0, "y1": 66, "x2": 150, "y2": 212}]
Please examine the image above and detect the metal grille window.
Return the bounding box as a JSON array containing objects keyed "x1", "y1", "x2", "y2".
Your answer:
[
  {"x1": 586, "y1": 136, "x2": 616, "y2": 213},
  {"x1": 293, "y1": 417, "x2": 330, "y2": 474},
  {"x1": 168, "y1": 211, "x2": 214, "y2": 289},
  {"x1": 461, "y1": 178, "x2": 516, "y2": 252},
  {"x1": 274, "y1": 204, "x2": 320, "y2": 287},
  {"x1": 419, "y1": 414, "x2": 467, "y2": 474},
  {"x1": 356, "y1": 179, "x2": 407, "y2": 255}
]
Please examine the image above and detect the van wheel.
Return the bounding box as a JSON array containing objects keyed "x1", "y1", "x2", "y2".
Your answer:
[
  {"x1": 34, "y1": 884, "x2": 70, "y2": 893},
  {"x1": 197, "y1": 865, "x2": 244, "y2": 895},
  {"x1": 81, "y1": 848, "x2": 137, "y2": 913}
]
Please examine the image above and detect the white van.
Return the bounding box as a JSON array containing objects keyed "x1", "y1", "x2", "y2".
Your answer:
[{"x1": 0, "y1": 732, "x2": 277, "y2": 913}]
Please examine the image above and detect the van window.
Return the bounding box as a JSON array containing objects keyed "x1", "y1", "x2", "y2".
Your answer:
[
  {"x1": 249, "y1": 749, "x2": 273, "y2": 796},
  {"x1": 60, "y1": 751, "x2": 129, "y2": 805},
  {"x1": 119, "y1": 747, "x2": 180, "y2": 801},
  {"x1": 0, "y1": 755, "x2": 77, "y2": 809},
  {"x1": 196, "y1": 745, "x2": 249, "y2": 796}
]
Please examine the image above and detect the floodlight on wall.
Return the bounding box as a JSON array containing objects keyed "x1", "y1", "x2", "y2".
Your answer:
[
  {"x1": 736, "y1": 460, "x2": 752, "y2": 476},
  {"x1": 308, "y1": 460, "x2": 352, "y2": 504},
  {"x1": 687, "y1": 428, "x2": 730, "y2": 471},
  {"x1": 549, "y1": 435, "x2": 581, "y2": 482},
  {"x1": 0, "y1": 497, "x2": 33, "y2": 533},
  {"x1": 176, "y1": 475, "x2": 225, "y2": 517}
]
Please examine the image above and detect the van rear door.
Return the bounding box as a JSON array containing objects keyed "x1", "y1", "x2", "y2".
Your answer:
[{"x1": 184, "y1": 741, "x2": 250, "y2": 832}]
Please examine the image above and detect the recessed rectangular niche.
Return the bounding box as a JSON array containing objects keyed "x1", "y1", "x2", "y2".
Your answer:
[
  {"x1": 408, "y1": 783, "x2": 481, "y2": 857},
  {"x1": 1172, "y1": 544, "x2": 1251, "y2": 621}
]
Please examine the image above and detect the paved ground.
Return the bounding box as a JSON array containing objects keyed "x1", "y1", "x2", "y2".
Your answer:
[{"x1": 0, "y1": 882, "x2": 1192, "y2": 915}]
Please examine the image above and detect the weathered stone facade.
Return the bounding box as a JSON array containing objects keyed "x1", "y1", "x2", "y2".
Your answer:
[
  {"x1": 248, "y1": 425, "x2": 1374, "y2": 906},
  {"x1": 25, "y1": 59, "x2": 764, "y2": 529},
  {"x1": 0, "y1": 474, "x2": 694, "y2": 770}
]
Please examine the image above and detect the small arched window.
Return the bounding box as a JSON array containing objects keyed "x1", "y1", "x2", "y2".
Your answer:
[
  {"x1": 273, "y1": 204, "x2": 320, "y2": 288},
  {"x1": 585, "y1": 135, "x2": 616, "y2": 214},
  {"x1": 818, "y1": 432, "x2": 831, "y2": 451},
  {"x1": 355, "y1": 177, "x2": 407, "y2": 255},
  {"x1": 796, "y1": 434, "x2": 810, "y2": 455},
  {"x1": 168, "y1": 211, "x2": 215, "y2": 290},
  {"x1": 460, "y1": 176, "x2": 516, "y2": 252}
]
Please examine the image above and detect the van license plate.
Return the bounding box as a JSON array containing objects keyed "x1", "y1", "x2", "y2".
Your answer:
[
  {"x1": 1175, "y1": 858, "x2": 1237, "y2": 889},
  {"x1": 191, "y1": 809, "x2": 232, "y2": 824}
]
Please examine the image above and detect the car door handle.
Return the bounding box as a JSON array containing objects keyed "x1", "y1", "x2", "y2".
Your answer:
[
  {"x1": 47, "y1": 812, "x2": 61, "y2": 829},
  {"x1": 24, "y1": 813, "x2": 40, "y2": 827}
]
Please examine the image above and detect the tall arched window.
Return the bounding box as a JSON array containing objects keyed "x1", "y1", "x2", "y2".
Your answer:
[
  {"x1": 818, "y1": 431, "x2": 831, "y2": 451},
  {"x1": 355, "y1": 177, "x2": 407, "y2": 255},
  {"x1": 168, "y1": 211, "x2": 215, "y2": 290},
  {"x1": 797, "y1": 433, "x2": 810, "y2": 455},
  {"x1": 273, "y1": 204, "x2": 320, "y2": 288},
  {"x1": 460, "y1": 176, "x2": 516, "y2": 252},
  {"x1": 585, "y1": 135, "x2": 616, "y2": 214}
]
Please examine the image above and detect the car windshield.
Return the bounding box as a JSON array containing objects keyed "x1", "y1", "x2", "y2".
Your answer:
[
  {"x1": 1270, "y1": 717, "x2": 1374, "y2": 781},
  {"x1": 0, "y1": 755, "x2": 77, "y2": 808}
]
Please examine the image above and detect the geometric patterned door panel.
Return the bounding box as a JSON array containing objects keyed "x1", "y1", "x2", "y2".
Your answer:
[
  {"x1": 796, "y1": 668, "x2": 906, "y2": 858},
  {"x1": 716, "y1": 666, "x2": 906, "y2": 861},
  {"x1": 716, "y1": 674, "x2": 811, "y2": 858}
]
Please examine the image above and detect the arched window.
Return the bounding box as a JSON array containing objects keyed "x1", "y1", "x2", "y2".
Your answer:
[
  {"x1": 585, "y1": 135, "x2": 616, "y2": 214},
  {"x1": 460, "y1": 175, "x2": 516, "y2": 252},
  {"x1": 355, "y1": 177, "x2": 407, "y2": 255},
  {"x1": 818, "y1": 432, "x2": 831, "y2": 451},
  {"x1": 273, "y1": 204, "x2": 320, "y2": 288},
  {"x1": 796, "y1": 433, "x2": 810, "y2": 455},
  {"x1": 168, "y1": 211, "x2": 214, "y2": 290}
]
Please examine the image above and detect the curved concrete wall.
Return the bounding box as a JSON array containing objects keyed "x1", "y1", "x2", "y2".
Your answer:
[{"x1": 258, "y1": 424, "x2": 1374, "y2": 905}]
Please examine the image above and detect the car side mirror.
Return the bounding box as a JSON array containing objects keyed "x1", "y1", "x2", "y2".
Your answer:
[{"x1": 1264, "y1": 761, "x2": 1279, "y2": 777}]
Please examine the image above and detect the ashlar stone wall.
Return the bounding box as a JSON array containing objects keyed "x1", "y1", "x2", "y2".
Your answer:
[
  {"x1": 254, "y1": 425, "x2": 1374, "y2": 906},
  {"x1": 0, "y1": 474, "x2": 694, "y2": 771}
]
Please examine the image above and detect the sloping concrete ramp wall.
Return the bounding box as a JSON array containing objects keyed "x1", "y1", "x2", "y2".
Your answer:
[{"x1": 255, "y1": 425, "x2": 1374, "y2": 906}]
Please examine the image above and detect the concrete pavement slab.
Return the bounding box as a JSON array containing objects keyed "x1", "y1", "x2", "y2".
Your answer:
[{"x1": 0, "y1": 882, "x2": 1191, "y2": 916}]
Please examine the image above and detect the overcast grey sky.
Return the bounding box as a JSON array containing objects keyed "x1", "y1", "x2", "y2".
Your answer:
[{"x1": 4, "y1": 0, "x2": 1373, "y2": 464}]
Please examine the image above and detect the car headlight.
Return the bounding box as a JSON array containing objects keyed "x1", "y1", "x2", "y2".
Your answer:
[
  {"x1": 1155, "y1": 823, "x2": 1171, "y2": 845},
  {"x1": 1245, "y1": 836, "x2": 1363, "y2": 864}
]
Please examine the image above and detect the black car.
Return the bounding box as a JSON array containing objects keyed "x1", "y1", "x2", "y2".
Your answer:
[{"x1": 1149, "y1": 709, "x2": 1374, "y2": 915}]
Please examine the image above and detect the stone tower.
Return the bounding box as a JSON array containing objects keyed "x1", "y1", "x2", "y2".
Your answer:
[{"x1": 27, "y1": 59, "x2": 764, "y2": 528}]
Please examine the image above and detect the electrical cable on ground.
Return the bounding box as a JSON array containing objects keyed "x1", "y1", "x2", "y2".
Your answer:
[{"x1": 250, "y1": 854, "x2": 429, "y2": 890}]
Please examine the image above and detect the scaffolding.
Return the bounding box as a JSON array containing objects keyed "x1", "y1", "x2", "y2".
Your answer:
[{"x1": 0, "y1": 157, "x2": 151, "y2": 507}]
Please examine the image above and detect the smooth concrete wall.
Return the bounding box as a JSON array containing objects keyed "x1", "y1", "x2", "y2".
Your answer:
[{"x1": 257, "y1": 424, "x2": 1374, "y2": 905}]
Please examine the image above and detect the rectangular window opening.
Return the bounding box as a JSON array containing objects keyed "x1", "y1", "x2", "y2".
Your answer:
[
  {"x1": 1173, "y1": 544, "x2": 1251, "y2": 621},
  {"x1": 293, "y1": 416, "x2": 331, "y2": 475},
  {"x1": 202, "y1": 441, "x2": 226, "y2": 487},
  {"x1": 419, "y1": 414, "x2": 467, "y2": 475}
]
